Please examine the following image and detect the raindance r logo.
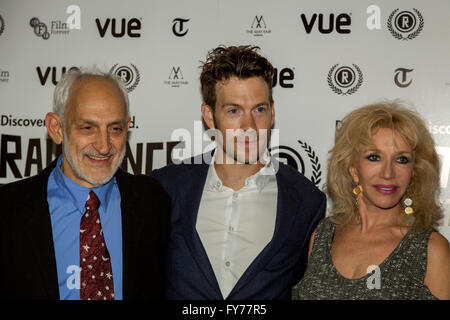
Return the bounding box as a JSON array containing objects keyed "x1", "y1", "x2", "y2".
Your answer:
[
  {"x1": 327, "y1": 64, "x2": 363, "y2": 95},
  {"x1": 387, "y1": 8, "x2": 424, "y2": 40},
  {"x1": 110, "y1": 64, "x2": 140, "y2": 92},
  {"x1": 269, "y1": 140, "x2": 322, "y2": 186}
]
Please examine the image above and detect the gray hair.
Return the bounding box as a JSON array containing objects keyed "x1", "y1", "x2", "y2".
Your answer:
[{"x1": 53, "y1": 66, "x2": 130, "y2": 122}]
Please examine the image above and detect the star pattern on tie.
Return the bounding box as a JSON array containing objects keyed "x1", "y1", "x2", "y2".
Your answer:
[{"x1": 80, "y1": 190, "x2": 115, "y2": 300}]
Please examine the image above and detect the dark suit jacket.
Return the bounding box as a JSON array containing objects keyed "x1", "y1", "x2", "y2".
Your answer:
[
  {"x1": 151, "y1": 153, "x2": 326, "y2": 300},
  {"x1": 0, "y1": 159, "x2": 171, "y2": 299}
]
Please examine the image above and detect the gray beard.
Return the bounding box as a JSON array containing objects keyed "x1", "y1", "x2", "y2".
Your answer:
[{"x1": 63, "y1": 133, "x2": 125, "y2": 187}]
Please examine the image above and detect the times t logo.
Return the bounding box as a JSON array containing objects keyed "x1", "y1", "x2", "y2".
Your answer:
[
  {"x1": 394, "y1": 68, "x2": 414, "y2": 88},
  {"x1": 172, "y1": 18, "x2": 189, "y2": 37}
]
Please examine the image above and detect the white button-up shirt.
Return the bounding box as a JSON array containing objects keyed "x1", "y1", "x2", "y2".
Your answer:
[{"x1": 196, "y1": 156, "x2": 278, "y2": 299}]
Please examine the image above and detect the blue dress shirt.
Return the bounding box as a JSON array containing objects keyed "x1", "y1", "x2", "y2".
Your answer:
[{"x1": 47, "y1": 155, "x2": 123, "y2": 300}]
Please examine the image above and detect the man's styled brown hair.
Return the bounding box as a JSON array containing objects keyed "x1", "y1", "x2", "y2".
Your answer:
[{"x1": 200, "y1": 45, "x2": 275, "y2": 110}]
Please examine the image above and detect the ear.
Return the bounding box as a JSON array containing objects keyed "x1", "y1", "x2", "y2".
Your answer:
[
  {"x1": 126, "y1": 116, "x2": 131, "y2": 129},
  {"x1": 201, "y1": 103, "x2": 215, "y2": 130},
  {"x1": 349, "y1": 165, "x2": 359, "y2": 184},
  {"x1": 45, "y1": 112, "x2": 64, "y2": 145}
]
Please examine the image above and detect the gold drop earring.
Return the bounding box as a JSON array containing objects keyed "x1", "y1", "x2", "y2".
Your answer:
[
  {"x1": 352, "y1": 183, "x2": 363, "y2": 207},
  {"x1": 403, "y1": 183, "x2": 415, "y2": 215},
  {"x1": 403, "y1": 195, "x2": 414, "y2": 215},
  {"x1": 353, "y1": 184, "x2": 363, "y2": 195}
]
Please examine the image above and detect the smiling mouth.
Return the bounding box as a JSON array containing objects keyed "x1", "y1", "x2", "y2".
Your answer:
[
  {"x1": 374, "y1": 185, "x2": 398, "y2": 194},
  {"x1": 85, "y1": 155, "x2": 112, "y2": 166}
]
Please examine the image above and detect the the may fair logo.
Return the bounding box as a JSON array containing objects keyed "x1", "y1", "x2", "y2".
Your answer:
[
  {"x1": 164, "y1": 66, "x2": 188, "y2": 88},
  {"x1": 246, "y1": 15, "x2": 272, "y2": 37},
  {"x1": 387, "y1": 8, "x2": 424, "y2": 41},
  {"x1": 0, "y1": 69, "x2": 9, "y2": 83}
]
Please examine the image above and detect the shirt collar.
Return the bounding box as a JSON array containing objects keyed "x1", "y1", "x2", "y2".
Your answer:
[
  {"x1": 204, "y1": 148, "x2": 276, "y2": 193},
  {"x1": 53, "y1": 155, "x2": 116, "y2": 214}
]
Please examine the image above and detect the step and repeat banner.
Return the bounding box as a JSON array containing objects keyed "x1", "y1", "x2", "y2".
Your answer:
[{"x1": 0, "y1": 0, "x2": 449, "y2": 239}]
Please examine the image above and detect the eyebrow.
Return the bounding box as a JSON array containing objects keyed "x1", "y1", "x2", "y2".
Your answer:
[
  {"x1": 361, "y1": 148, "x2": 412, "y2": 155},
  {"x1": 221, "y1": 102, "x2": 270, "y2": 108},
  {"x1": 76, "y1": 119, "x2": 125, "y2": 126}
]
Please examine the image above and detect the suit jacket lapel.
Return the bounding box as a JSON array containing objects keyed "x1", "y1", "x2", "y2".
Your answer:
[
  {"x1": 228, "y1": 162, "x2": 299, "y2": 299},
  {"x1": 179, "y1": 160, "x2": 223, "y2": 298},
  {"x1": 23, "y1": 162, "x2": 60, "y2": 299},
  {"x1": 115, "y1": 170, "x2": 143, "y2": 299}
]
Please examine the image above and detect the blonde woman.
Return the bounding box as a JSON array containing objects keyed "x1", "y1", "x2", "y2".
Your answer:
[{"x1": 292, "y1": 101, "x2": 450, "y2": 300}]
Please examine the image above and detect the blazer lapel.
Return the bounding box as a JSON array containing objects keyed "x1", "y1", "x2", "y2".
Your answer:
[
  {"x1": 23, "y1": 163, "x2": 60, "y2": 299},
  {"x1": 228, "y1": 162, "x2": 299, "y2": 299},
  {"x1": 115, "y1": 170, "x2": 144, "y2": 299},
  {"x1": 179, "y1": 161, "x2": 223, "y2": 298}
]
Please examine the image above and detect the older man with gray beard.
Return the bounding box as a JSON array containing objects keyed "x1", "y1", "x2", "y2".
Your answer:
[{"x1": 0, "y1": 68, "x2": 171, "y2": 300}]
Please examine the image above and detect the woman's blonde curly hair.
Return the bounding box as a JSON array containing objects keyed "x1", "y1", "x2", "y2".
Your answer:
[{"x1": 327, "y1": 100, "x2": 443, "y2": 233}]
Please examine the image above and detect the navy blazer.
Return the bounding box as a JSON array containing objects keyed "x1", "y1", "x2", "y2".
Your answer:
[{"x1": 151, "y1": 153, "x2": 326, "y2": 300}]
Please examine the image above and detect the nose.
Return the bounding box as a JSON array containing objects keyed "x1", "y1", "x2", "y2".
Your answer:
[
  {"x1": 94, "y1": 129, "x2": 111, "y2": 155},
  {"x1": 381, "y1": 160, "x2": 395, "y2": 180},
  {"x1": 241, "y1": 112, "x2": 257, "y2": 131}
]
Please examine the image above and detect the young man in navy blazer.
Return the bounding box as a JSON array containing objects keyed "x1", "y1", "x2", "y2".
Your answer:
[{"x1": 152, "y1": 45, "x2": 326, "y2": 300}]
